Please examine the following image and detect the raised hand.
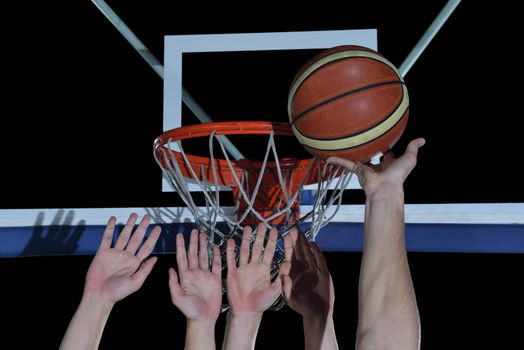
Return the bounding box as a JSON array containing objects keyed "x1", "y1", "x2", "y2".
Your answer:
[
  {"x1": 83, "y1": 213, "x2": 161, "y2": 302},
  {"x1": 60, "y1": 213, "x2": 161, "y2": 350},
  {"x1": 327, "y1": 138, "x2": 425, "y2": 196},
  {"x1": 328, "y1": 139, "x2": 425, "y2": 350},
  {"x1": 222, "y1": 223, "x2": 292, "y2": 350},
  {"x1": 281, "y1": 229, "x2": 339, "y2": 350},
  {"x1": 168, "y1": 229, "x2": 222, "y2": 322},
  {"x1": 283, "y1": 229, "x2": 334, "y2": 320},
  {"x1": 226, "y1": 223, "x2": 287, "y2": 315}
]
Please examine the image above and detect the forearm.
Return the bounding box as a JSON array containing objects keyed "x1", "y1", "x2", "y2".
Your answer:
[
  {"x1": 357, "y1": 185, "x2": 420, "y2": 349},
  {"x1": 59, "y1": 295, "x2": 114, "y2": 350},
  {"x1": 222, "y1": 312, "x2": 262, "y2": 350},
  {"x1": 185, "y1": 320, "x2": 216, "y2": 350},
  {"x1": 303, "y1": 315, "x2": 338, "y2": 350}
]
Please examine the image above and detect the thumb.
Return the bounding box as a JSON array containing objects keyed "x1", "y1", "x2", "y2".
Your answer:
[
  {"x1": 168, "y1": 267, "x2": 183, "y2": 302},
  {"x1": 397, "y1": 138, "x2": 426, "y2": 178},
  {"x1": 406, "y1": 138, "x2": 426, "y2": 155}
]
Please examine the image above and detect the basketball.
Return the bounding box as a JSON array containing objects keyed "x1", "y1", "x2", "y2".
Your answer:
[{"x1": 288, "y1": 45, "x2": 409, "y2": 162}]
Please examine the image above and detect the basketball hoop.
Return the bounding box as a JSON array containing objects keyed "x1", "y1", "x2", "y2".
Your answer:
[{"x1": 154, "y1": 121, "x2": 353, "y2": 310}]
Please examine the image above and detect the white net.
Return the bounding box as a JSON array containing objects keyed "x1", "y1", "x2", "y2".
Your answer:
[{"x1": 154, "y1": 124, "x2": 353, "y2": 310}]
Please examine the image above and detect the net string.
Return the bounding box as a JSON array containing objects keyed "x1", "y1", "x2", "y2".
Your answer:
[{"x1": 154, "y1": 129, "x2": 351, "y2": 310}]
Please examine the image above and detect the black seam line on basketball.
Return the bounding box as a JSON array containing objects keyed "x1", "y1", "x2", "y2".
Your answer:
[
  {"x1": 289, "y1": 55, "x2": 402, "y2": 108},
  {"x1": 297, "y1": 84, "x2": 406, "y2": 142},
  {"x1": 290, "y1": 55, "x2": 400, "y2": 92},
  {"x1": 291, "y1": 80, "x2": 405, "y2": 125},
  {"x1": 300, "y1": 110, "x2": 407, "y2": 151}
]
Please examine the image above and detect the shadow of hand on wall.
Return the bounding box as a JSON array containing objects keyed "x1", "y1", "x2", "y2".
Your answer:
[
  {"x1": 145, "y1": 207, "x2": 194, "y2": 253},
  {"x1": 21, "y1": 209, "x2": 86, "y2": 257}
]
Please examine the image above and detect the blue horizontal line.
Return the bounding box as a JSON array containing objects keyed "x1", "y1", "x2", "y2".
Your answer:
[{"x1": 1, "y1": 222, "x2": 523, "y2": 258}]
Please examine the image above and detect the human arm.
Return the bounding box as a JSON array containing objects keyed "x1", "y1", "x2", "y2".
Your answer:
[
  {"x1": 59, "y1": 213, "x2": 161, "y2": 350},
  {"x1": 222, "y1": 223, "x2": 291, "y2": 350},
  {"x1": 328, "y1": 138, "x2": 425, "y2": 350},
  {"x1": 282, "y1": 228, "x2": 338, "y2": 350},
  {"x1": 168, "y1": 229, "x2": 222, "y2": 350}
]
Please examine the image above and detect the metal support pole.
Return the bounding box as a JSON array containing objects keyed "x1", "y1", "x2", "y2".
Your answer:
[
  {"x1": 399, "y1": 0, "x2": 462, "y2": 77},
  {"x1": 91, "y1": 0, "x2": 244, "y2": 160}
]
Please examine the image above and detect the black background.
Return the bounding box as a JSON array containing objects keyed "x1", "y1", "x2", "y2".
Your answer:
[
  {"x1": 1, "y1": 1, "x2": 523, "y2": 348},
  {"x1": 1, "y1": 0, "x2": 523, "y2": 209}
]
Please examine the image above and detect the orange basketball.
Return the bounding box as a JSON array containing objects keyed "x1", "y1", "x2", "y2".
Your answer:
[{"x1": 288, "y1": 45, "x2": 409, "y2": 162}]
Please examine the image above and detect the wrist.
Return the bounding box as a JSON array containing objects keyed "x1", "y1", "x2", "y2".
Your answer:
[
  {"x1": 223, "y1": 311, "x2": 262, "y2": 349},
  {"x1": 187, "y1": 318, "x2": 217, "y2": 329},
  {"x1": 187, "y1": 319, "x2": 216, "y2": 337},
  {"x1": 367, "y1": 183, "x2": 404, "y2": 202},
  {"x1": 228, "y1": 310, "x2": 263, "y2": 324},
  {"x1": 303, "y1": 312, "x2": 334, "y2": 328},
  {"x1": 303, "y1": 315, "x2": 338, "y2": 350},
  {"x1": 185, "y1": 319, "x2": 216, "y2": 349},
  {"x1": 79, "y1": 294, "x2": 115, "y2": 315},
  {"x1": 227, "y1": 311, "x2": 263, "y2": 334}
]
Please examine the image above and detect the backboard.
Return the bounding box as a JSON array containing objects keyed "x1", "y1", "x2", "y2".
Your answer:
[{"x1": 1, "y1": 0, "x2": 523, "y2": 257}]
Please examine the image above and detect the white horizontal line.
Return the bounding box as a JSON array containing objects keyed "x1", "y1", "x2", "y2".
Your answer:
[{"x1": 0, "y1": 203, "x2": 522, "y2": 227}]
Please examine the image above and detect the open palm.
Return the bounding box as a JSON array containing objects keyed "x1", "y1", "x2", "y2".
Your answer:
[
  {"x1": 84, "y1": 214, "x2": 161, "y2": 302},
  {"x1": 226, "y1": 224, "x2": 287, "y2": 315},
  {"x1": 169, "y1": 230, "x2": 222, "y2": 321},
  {"x1": 283, "y1": 229, "x2": 334, "y2": 319}
]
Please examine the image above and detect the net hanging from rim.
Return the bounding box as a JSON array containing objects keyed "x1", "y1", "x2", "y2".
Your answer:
[{"x1": 154, "y1": 121, "x2": 353, "y2": 310}]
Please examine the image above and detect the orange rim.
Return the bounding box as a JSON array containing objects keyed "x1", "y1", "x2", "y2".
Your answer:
[{"x1": 154, "y1": 121, "x2": 321, "y2": 187}]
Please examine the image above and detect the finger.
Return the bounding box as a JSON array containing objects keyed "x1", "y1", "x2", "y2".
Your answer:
[
  {"x1": 125, "y1": 214, "x2": 152, "y2": 255},
  {"x1": 211, "y1": 244, "x2": 221, "y2": 276},
  {"x1": 289, "y1": 227, "x2": 299, "y2": 261},
  {"x1": 283, "y1": 275, "x2": 293, "y2": 300},
  {"x1": 270, "y1": 268, "x2": 283, "y2": 296},
  {"x1": 262, "y1": 227, "x2": 278, "y2": 265},
  {"x1": 175, "y1": 233, "x2": 188, "y2": 273},
  {"x1": 309, "y1": 241, "x2": 328, "y2": 272},
  {"x1": 402, "y1": 138, "x2": 425, "y2": 160},
  {"x1": 398, "y1": 138, "x2": 426, "y2": 175},
  {"x1": 280, "y1": 260, "x2": 291, "y2": 276},
  {"x1": 298, "y1": 232, "x2": 315, "y2": 269},
  {"x1": 284, "y1": 229, "x2": 295, "y2": 262},
  {"x1": 131, "y1": 256, "x2": 157, "y2": 290},
  {"x1": 406, "y1": 138, "x2": 426, "y2": 155},
  {"x1": 251, "y1": 222, "x2": 266, "y2": 263},
  {"x1": 99, "y1": 216, "x2": 116, "y2": 250},
  {"x1": 198, "y1": 232, "x2": 209, "y2": 270},
  {"x1": 289, "y1": 227, "x2": 298, "y2": 245},
  {"x1": 326, "y1": 156, "x2": 361, "y2": 174},
  {"x1": 293, "y1": 230, "x2": 306, "y2": 262},
  {"x1": 136, "y1": 225, "x2": 161, "y2": 261},
  {"x1": 288, "y1": 230, "x2": 304, "y2": 278},
  {"x1": 114, "y1": 213, "x2": 138, "y2": 250},
  {"x1": 226, "y1": 238, "x2": 237, "y2": 271},
  {"x1": 168, "y1": 267, "x2": 183, "y2": 302},
  {"x1": 280, "y1": 261, "x2": 293, "y2": 299},
  {"x1": 188, "y1": 229, "x2": 199, "y2": 269},
  {"x1": 239, "y1": 226, "x2": 252, "y2": 266},
  {"x1": 280, "y1": 263, "x2": 293, "y2": 305}
]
